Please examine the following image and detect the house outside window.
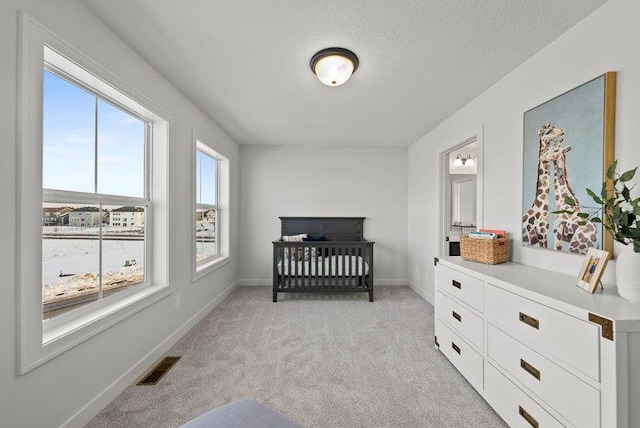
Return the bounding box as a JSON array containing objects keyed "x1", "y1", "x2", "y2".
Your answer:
[{"x1": 68, "y1": 207, "x2": 102, "y2": 227}]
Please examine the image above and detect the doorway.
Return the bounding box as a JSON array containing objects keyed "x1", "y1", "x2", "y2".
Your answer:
[{"x1": 440, "y1": 127, "x2": 483, "y2": 257}]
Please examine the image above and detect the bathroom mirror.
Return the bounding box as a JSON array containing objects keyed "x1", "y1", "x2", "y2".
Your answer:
[{"x1": 451, "y1": 176, "x2": 476, "y2": 225}]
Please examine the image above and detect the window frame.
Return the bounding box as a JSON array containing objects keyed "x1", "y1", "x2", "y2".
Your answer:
[
  {"x1": 192, "y1": 131, "x2": 230, "y2": 281},
  {"x1": 17, "y1": 13, "x2": 173, "y2": 374},
  {"x1": 42, "y1": 65, "x2": 152, "y2": 320}
]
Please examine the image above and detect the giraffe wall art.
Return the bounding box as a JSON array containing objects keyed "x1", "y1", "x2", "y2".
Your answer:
[{"x1": 522, "y1": 72, "x2": 616, "y2": 254}]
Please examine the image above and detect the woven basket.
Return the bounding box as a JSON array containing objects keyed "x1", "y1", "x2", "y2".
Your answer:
[{"x1": 460, "y1": 236, "x2": 510, "y2": 265}]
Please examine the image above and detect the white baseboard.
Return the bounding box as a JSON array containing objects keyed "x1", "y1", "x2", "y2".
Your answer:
[
  {"x1": 409, "y1": 280, "x2": 433, "y2": 304},
  {"x1": 238, "y1": 279, "x2": 270, "y2": 286},
  {"x1": 61, "y1": 280, "x2": 239, "y2": 428},
  {"x1": 375, "y1": 279, "x2": 408, "y2": 286}
]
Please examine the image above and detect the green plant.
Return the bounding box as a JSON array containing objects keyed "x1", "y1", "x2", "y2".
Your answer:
[{"x1": 556, "y1": 160, "x2": 640, "y2": 253}]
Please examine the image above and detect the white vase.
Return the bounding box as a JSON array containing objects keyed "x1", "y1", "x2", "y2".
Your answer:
[{"x1": 616, "y1": 246, "x2": 640, "y2": 302}]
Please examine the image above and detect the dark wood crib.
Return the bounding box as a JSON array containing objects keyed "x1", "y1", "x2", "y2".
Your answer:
[{"x1": 272, "y1": 217, "x2": 374, "y2": 302}]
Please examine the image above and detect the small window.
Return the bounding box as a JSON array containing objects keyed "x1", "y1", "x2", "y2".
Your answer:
[
  {"x1": 195, "y1": 143, "x2": 220, "y2": 266},
  {"x1": 193, "y1": 134, "x2": 229, "y2": 278}
]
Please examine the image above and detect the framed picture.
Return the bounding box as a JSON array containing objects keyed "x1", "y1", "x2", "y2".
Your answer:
[
  {"x1": 576, "y1": 248, "x2": 609, "y2": 293},
  {"x1": 521, "y1": 72, "x2": 616, "y2": 255}
]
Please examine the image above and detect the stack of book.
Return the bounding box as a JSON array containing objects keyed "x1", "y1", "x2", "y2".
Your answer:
[{"x1": 468, "y1": 229, "x2": 506, "y2": 240}]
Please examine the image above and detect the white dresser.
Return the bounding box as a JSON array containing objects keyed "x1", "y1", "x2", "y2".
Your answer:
[{"x1": 434, "y1": 256, "x2": 640, "y2": 428}]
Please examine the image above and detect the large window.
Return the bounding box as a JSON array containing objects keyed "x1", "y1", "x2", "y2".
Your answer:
[
  {"x1": 42, "y1": 68, "x2": 148, "y2": 319},
  {"x1": 18, "y1": 15, "x2": 171, "y2": 374},
  {"x1": 193, "y1": 134, "x2": 229, "y2": 278}
]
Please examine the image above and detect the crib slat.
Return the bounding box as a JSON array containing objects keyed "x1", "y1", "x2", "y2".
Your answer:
[
  {"x1": 322, "y1": 246, "x2": 325, "y2": 289},
  {"x1": 337, "y1": 247, "x2": 346, "y2": 288},
  {"x1": 339, "y1": 247, "x2": 342, "y2": 287},
  {"x1": 293, "y1": 247, "x2": 300, "y2": 288},
  {"x1": 298, "y1": 245, "x2": 302, "y2": 289},
  {"x1": 349, "y1": 247, "x2": 357, "y2": 284},
  {"x1": 352, "y1": 247, "x2": 356, "y2": 286},
  {"x1": 349, "y1": 247, "x2": 356, "y2": 281},
  {"x1": 344, "y1": 247, "x2": 348, "y2": 285},
  {"x1": 344, "y1": 248, "x2": 351, "y2": 286},
  {"x1": 288, "y1": 246, "x2": 292, "y2": 290},
  {"x1": 325, "y1": 244, "x2": 329, "y2": 288},
  {"x1": 354, "y1": 247, "x2": 357, "y2": 279},
  {"x1": 317, "y1": 245, "x2": 321, "y2": 288},
  {"x1": 320, "y1": 245, "x2": 323, "y2": 287},
  {"x1": 338, "y1": 247, "x2": 342, "y2": 289},
  {"x1": 306, "y1": 244, "x2": 310, "y2": 290},
  {"x1": 330, "y1": 247, "x2": 334, "y2": 289},
  {"x1": 325, "y1": 247, "x2": 328, "y2": 289},
  {"x1": 352, "y1": 247, "x2": 356, "y2": 284},
  {"x1": 358, "y1": 246, "x2": 363, "y2": 285},
  {"x1": 289, "y1": 245, "x2": 292, "y2": 288},
  {"x1": 336, "y1": 247, "x2": 340, "y2": 288},
  {"x1": 302, "y1": 244, "x2": 306, "y2": 289},
  {"x1": 346, "y1": 247, "x2": 350, "y2": 287}
]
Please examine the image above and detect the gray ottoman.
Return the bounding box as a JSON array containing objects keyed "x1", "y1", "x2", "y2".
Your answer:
[{"x1": 181, "y1": 399, "x2": 302, "y2": 428}]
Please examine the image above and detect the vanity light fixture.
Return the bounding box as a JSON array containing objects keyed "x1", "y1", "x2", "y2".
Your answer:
[
  {"x1": 454, "y1": 154, "x2": 476, "y2": 167},
  {"x1": 310, "y1": 47, "x2": 359, "y2": 86}
]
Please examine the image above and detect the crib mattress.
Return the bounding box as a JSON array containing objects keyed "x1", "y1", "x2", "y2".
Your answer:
[{"x1": 277, "y1": 255, "x2": 369, "y2": 276}]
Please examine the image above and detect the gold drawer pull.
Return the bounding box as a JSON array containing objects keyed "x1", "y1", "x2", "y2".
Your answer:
[
  {"x1": 520, "y1": 359, "x2": 541, "y2": 380},
  {"x1": 451, "y1": 342, "x2": 461, "y2": 355},
  {"x1": 452, "y1": 311, "x2": 462, "y2": 322},
  {"x1": 519, "y1": 405, "x2": 539, "y2": 428},
  {"x1": 452, "y1": 280, "x2": 461, "y2": 289},
  {"x1": 519, "y1": 312, "x2": 539, "y2": 330}
]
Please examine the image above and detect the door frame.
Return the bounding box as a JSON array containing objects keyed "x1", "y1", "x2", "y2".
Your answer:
[{"x1": 438, "y1": 124, "x2": 484, "y2": 256}]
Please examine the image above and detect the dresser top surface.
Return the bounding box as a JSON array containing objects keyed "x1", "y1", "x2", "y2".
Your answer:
[{"x1": 439, "y1": 257, "x2": 640, "y2": 325}]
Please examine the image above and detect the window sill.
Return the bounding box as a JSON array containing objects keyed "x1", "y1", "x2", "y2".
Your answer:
[
  {"x1": 193, "y1": 256, "x2": 230, "y2": 282},
  {"x1": 22, "y1": 284, "x2": 170, "y2": 374}
]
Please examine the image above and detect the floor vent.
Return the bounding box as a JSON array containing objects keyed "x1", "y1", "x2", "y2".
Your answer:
[{"x1": 137, "y1": 356, "x2": 181, "y2": 386}]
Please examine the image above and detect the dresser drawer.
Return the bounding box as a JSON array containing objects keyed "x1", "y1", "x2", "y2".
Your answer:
[
  {"x1": 488, "y1": 324, "x2": 599, "y2": 428},
  {"x1": 435, "y1": 263, "x2": 484, "y2": 312},
  {"x1": 485, "y1": 284, "x2": 599, "y2": 380},
  {"x1": 485, "y1": 361, "x2": 566, "y2": 428},
  {"x1": 436, "y1": 290, "x2": 483, "y2": 350},
  {"x1": 435, "y1": 318, "x2": 483, "y2": 393}
]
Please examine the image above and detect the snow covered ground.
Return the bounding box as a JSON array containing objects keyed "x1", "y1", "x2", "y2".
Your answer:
[
  {"x1": 42, "y1": 238, "x2": 144, "y2": 303},
  {"x1": 43, "y1": 238, "x2": 144, "y2": 285},
  {"x1": 42, "y1": 238, "x2": 215, "y2": 305}
]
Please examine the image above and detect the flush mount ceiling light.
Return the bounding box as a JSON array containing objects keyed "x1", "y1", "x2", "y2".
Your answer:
[
  {"x1": 310, "y1": 47, "x2": 359, "y2": 86},
  {"x1": 454, "y1": 154, "x2": 477, "y2": 167}
]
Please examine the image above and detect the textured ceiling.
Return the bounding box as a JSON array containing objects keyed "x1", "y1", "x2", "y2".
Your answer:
[{"x1": 82, "y1": 0, "x2": 608, "y2": 147}]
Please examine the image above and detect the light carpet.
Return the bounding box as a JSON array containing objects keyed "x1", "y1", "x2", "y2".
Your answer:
[{"x1": 86, "y1": 286, "x2": 507, "y2": 427}]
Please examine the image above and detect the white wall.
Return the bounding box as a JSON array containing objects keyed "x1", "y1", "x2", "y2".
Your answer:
[
  {"x1": 239, "y1": 145, "x2": 408, "y2": 285},
  {"x1": 408, "y1": 0, "x2": 640, "y2": 303},
  {"x1": 0, "y1": 1, "x2": 239, "y2": 427}
]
